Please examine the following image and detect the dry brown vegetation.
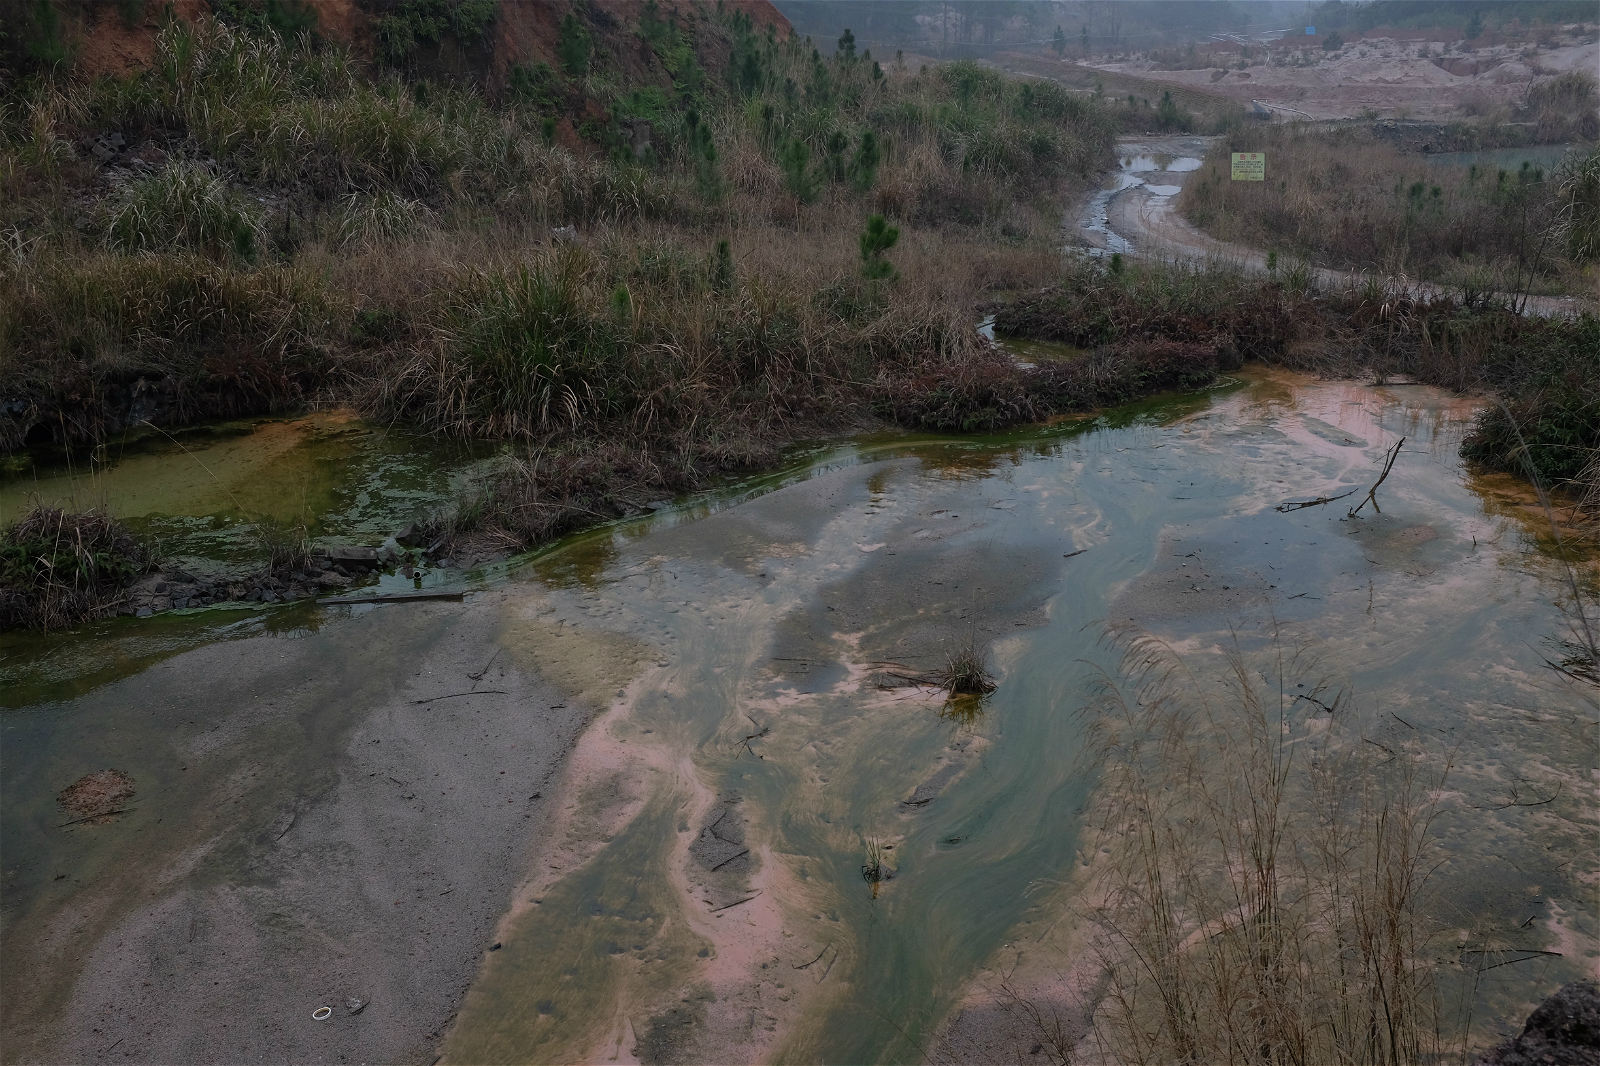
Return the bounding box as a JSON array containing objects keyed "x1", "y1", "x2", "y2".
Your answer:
[
  {"x1": 1178, "y1": 99, "x2": 1600, "y2": 297},
  {"x1": 0, "y1": 504, "x2": 150, "y2": 630},
  {"x1": 0, "y1": 15, "x2": 1151, "y2": 558},
  {"x1": 1077, "y1": 629, "x2": 1455, "y2": 1065},
  {"x1": 997, "y1": 256, "x2": 1600, "y2": 499}
]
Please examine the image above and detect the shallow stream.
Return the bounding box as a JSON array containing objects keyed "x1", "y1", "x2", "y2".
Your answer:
[{"x1": 3, "y1": 370, "x2": 1594, "y2": 1063}]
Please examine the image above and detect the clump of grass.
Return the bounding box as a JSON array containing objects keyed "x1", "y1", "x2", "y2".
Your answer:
[
  {"x1": 103, "y1": 161, "x2": 265, "y2": 260},
  {"x1": 249, "y1": 515, "x2": 312, "y2": 572},
  {"x1": 0, "y1": 505, "x2": 150, "y2": 630},
  {"x1": 1, "y1": 251, "x2": 341, "y2": 449},
  {"x1": 1524, "y1": 70, "x2": 1600, "y2": 143},
  {"x1": 334, "y1": 189, "x2": 428, "y2": 249},
  {"x1": 938, "y1": 637, "x2": 997, "y2": 695},
  {"x1": 861, "y1": 837, "x2": 894, "y2": 898},
  {"x1": 1556, "y1": 145, "x2": 1600, "y2": 265},
  {"x1": 1079, "y1": 630, "x2": 1453, "y2": 1065}
]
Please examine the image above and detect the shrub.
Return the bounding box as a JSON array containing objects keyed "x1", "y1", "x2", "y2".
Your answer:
[
  {"x1": 859, "y1": 213, "x2": 899, "y2": 280},
  {"x1": 557, "y1": 12, "x2": 591, "y2": 77},
  {"x1": 0, "y1": 506, "x2": 150, "y2": 630},
  {"x1": 103, "y1": 161, "x2": 264, "y2": 260}
]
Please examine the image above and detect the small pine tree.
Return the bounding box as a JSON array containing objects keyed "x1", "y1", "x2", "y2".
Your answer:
[
  {"x1": 825, "y1": 130, "x2": 849, "y2": 182},
  {"x1": 685, "y1": 110, "x2": 721, "y2": 200},
  {"x1": 712, "y1": 239, "x2": 734, "y2": 294},
  {"x1": 557, "y1": 12, "x2": 591, "y2": 76},
  {"x1": 610, "y1": 283, "x2": 633, "y2": 322},
  {"x1": 849, "y1": 130, "x2": 881, "y2": 192},
  {"x1": 1463, "y1": 10, "x2": 1483, "y2": 39},
  {"x1": 780, "y1": 139, "x2": 820, "y2": 203},
  {"x1": 859, "y1": 214, "x2": 899, "y2": 280},
  {"x1": 1156, "y1": 90, "x2": 1191, "y2": 131},
  {"x1": 1053, "y1": 25, "x2": 1067, "y2": 57},
  {"x1": 837, "y1": 27, "x2": 857, "y2": 62}
]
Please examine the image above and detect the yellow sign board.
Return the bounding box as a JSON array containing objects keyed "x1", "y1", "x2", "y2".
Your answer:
[{"x1": 1231, "y1": 152, "x2": 1266, "y2": 180}]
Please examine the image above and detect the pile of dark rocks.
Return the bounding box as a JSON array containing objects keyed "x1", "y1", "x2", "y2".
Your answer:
[{"x1": 121, "y1": 545, "x2": 395, "y2": 618}]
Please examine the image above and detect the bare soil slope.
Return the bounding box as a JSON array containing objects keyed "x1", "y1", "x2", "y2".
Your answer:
[{"x1": 1086, "y1": 32, "x2": 1599, "y2": 120}]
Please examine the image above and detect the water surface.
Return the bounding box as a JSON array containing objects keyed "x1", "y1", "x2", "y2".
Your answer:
[{"x1": 3, "y1": 372, "x2": 1593, "y2": 1063}]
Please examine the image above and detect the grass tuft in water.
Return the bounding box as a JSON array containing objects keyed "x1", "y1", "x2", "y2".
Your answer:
[
  {"x1": 1077, "y1": 628, "x2": 1455, "y2": 1065},
  {"x1": 861, "y1": 837, "x2": 894, "y2": 899},
  {"x1": 0, "y1": 505, "x2": 151, "y2": 630},
  {"x1": 249, "y1": 515, "x2": 313, "y2": 572},
  {"x1": 939, "y1": 638, "x2": 997, "y2": 696}
]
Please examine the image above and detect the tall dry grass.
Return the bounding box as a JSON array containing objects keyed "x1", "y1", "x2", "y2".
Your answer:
[
  {"x1": 1079, "y1": 629, "x2": 1454, "y2": 1066},
  {"x1": 1178, "y1": 120, "x2": 1596, "y2": 296},
  {"x1": 0, "y1": 505, "x2": 150, "y2": 630},
  {"x1": 0, "y1": 12, "x2": 1116, "y2": 461}
]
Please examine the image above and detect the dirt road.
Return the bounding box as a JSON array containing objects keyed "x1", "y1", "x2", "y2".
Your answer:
[{"x1": 1071, "y1": 134, "x2": 1589, "y2": 316}]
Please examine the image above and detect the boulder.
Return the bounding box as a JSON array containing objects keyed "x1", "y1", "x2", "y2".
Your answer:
[{"x1": 1476, "y1": 981, "x2": 1600, "y2": 1066}]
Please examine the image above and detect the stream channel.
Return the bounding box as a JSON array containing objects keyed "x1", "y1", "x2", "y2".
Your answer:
[{"x1": 3, "y1": 367, "x2": 1595, "y2": 1064}]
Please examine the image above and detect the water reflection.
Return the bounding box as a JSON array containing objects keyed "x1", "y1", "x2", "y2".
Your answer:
[{"x1": 4, "y1": 370, "x2": 1592, "y2": 1066}]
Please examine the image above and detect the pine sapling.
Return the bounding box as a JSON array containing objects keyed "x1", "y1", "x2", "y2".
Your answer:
[{"x1": 860, "y1": 213, "x2": 899, "y2": 281}]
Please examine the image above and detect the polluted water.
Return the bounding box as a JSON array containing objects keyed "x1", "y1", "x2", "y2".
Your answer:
[{"x1": 2, "y1": 370, "x2": 1593, "y2": 1064}]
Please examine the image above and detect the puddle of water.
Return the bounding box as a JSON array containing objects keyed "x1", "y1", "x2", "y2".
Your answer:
[
  {"x1": 1118, "y1": 154, "x2": 1202, "y2": 174},
  {"x1": 2, "y1": 412, "x2": 501, "y2": 571},
  {"x1": 978, "y1": 316, "x2": 1087, "y2": 368},
  {"x1": 4, "y1": 370, "x2": 1594, "y2": 1064},
  {"x1": 1080, "y1": 145, "x2": 1206, "y2": 255},
  {"x1": 435, "y1": 370, "x2": 1595, "y2": 1064}
]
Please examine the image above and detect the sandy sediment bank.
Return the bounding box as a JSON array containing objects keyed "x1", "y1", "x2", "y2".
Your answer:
[{"x1": 1, "y1": 593, "x2": 597, "y2": 1065}]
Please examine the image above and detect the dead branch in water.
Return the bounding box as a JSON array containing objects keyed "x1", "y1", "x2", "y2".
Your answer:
[
  {"x1": 1276, "y1": 488, "x2": 1358, "y2": 512},
  {"x1": 1348, "y1": 437, "x2": 1406, "y2": 518}
]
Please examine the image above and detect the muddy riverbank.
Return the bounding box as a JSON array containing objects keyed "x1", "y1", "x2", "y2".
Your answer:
[
  {"x1": 1, "y1": 598, "x2": 610, "y2": 1065},
  {"x1": 3, "y1": 369, "x2": 1594, "y2": 1065}
]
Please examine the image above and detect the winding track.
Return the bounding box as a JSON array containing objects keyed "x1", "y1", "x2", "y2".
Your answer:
[{"x1": 1071, "y1": 134, "x2": 1590, "y2": 317}]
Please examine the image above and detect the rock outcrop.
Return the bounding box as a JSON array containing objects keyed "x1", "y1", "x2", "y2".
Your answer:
[{"x1": 1476, "y1": 981, "x2": 1600, "y2": 1066}]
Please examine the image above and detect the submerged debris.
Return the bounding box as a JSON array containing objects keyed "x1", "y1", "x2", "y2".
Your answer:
[
  {"x1": 861, "y1": 838, "x2": 896, "y2": 898},
  {"x1": 57, "y1": 769, "x2": 136, "y2": 826}
]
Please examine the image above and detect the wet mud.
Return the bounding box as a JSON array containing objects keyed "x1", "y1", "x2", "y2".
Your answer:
[{"x1": 1, "y1": 597, "x2": 595, "y2": 1065}]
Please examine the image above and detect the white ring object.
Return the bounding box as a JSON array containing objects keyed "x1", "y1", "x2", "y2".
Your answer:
[{"x1": 312, "y1": 1006, "x2": 332, "y2": 1021}]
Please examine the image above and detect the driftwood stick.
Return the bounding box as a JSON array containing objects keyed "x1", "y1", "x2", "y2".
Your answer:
[
  {"x1": 1276, "y1": 488, "x2": 1358, "y2": 513},
  {"x1": 56, "y1": 808, "x2": 134, "y2": 828},
  {"x1": 794, "y1": 944, "x2": 832, "y2": 970},
  {"x1": 710, "y1": 848, "x2": 750, "y2": 871},
  {"x1": 1348, "y1": 438, "x2": 1406, "y2": 518},
  {"x1": 710, "y1": 892, "x2": 760, "y2": 913},
  {"x1": 413, "y1": 690, "x2": 508, "y2": 704}
]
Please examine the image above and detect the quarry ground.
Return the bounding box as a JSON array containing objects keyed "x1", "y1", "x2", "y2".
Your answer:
[{"x1": 1081, "y1": 33, "x2": 1599, "y2": 121}]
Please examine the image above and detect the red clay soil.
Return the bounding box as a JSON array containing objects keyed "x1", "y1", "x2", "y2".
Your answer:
[
  {"x1": 57, "y1": 769, "x2": 136, "y2": 825},
  {"x1": 63, "y1": 0, "x2": 792, "y2": 85}
]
